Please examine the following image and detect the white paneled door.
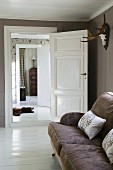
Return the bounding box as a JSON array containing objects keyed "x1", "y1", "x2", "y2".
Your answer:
[{"x1": 50, "y1": 30, "x2": 88, "y2": 120}]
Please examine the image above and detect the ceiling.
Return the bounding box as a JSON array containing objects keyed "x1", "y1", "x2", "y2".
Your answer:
[{"x1": 1, "y1": 0, "x2": 113, "y2": 21}]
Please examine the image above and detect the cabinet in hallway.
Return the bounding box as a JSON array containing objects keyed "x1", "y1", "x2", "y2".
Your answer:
[{"x1": 29, "y1": 67, "x2": 37, "y2": 96}]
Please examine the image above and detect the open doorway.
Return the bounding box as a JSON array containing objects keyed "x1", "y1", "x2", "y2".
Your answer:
[
  {"x1": 4, "y1": 26, "x2": 57, "y2": 127},
  {"x1": 11, "y1": 37, "x2": 51, "y2": 125},
  {"x1": 5, "y1": 26, "x2": 88, "y2": 128}
]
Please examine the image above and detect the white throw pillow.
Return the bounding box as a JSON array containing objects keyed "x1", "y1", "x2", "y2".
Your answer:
[
  {"x1": 102, "y1": 129, "x2": 113, "y2": 164},
  {"x1": 78, "y1": 110, "x2": 106, "y2": 140}
]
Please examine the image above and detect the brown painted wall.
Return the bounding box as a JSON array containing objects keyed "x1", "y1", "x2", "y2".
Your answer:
[
  {"x1": 3, "y1": 19, "x2": 87, "y2": 32},
  {"x1": 0, "y1": 18, "x2": 87, "y2": 127},
  {"x1": 88, "y1": 6, "x2": 113, "y2": 109},
  {"x1": 0, "y1": 19, "x2": 5, "y2": 126}
]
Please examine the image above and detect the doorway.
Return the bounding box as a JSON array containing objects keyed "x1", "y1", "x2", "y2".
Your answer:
[
  {"x1": 4, "y1": 26, "x2": 57, "y2": 127},
  {"x1": 12, "y1": 39, "x2": 51, "y2": 125},
  {"x1": 4, "y1": 26, "x2": 88, "y2": 128},
  {"x1": 12, "y1": 43, "x2": 51, "y2": 125}
]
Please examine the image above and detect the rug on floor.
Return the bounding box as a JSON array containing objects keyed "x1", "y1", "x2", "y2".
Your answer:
[{"x1": 13, "y1": 107, "x2": 34, "y2": 116}]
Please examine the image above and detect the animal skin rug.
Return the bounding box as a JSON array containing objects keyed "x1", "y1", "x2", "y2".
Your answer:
[{"x1": 13, "y1": 107, "x2": 34, "y2": 116}]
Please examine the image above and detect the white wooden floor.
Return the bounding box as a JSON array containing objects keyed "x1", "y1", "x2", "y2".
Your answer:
[{"x1": 0, "y1": 126, "x2": 61, "y2": 170}]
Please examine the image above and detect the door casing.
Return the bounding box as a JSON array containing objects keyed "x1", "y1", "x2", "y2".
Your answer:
[{"x1": 4, "y1": 26, "x2": 57, "y2": 127}]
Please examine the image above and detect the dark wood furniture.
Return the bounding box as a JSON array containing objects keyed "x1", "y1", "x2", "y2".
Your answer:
[{"x1": 29, "y1": 67, "x2": 37, "y2": 96}]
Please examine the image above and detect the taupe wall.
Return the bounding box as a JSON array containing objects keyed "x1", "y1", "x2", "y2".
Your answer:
[
  {"x1": 0, "y1": 18, "x2": 87, "y2": 127},
  {"x1": 88, "y1": 6, "x2": 113, "y2": 109},
  {"x1": 0, "y1": 20, "x2": 5, "y2": 126},
  {"x1": 3, "y1": 19, "x2": 88, "y2": 32}
]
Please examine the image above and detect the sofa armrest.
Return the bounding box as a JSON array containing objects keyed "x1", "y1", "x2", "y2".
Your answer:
[{"x1": 60, "y1": 112, "x2": 84, "y2": 126}]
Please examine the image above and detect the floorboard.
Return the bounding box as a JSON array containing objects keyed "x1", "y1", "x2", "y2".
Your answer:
[{"x1": 0, "y1": 126, "x2": 61, "y2": 170}]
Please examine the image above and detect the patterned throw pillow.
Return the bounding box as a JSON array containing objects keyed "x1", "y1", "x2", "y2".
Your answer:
[
  {"x1": 78, "y1": 110, "x2": 106, "y2": 139},
  {"x1": 102, "y1": 129, "x2": 113, "y2": 164}
]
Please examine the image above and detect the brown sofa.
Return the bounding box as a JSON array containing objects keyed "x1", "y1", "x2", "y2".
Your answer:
[{"x1": 48, "y1": 92, "x2": 113, "y2": 170}]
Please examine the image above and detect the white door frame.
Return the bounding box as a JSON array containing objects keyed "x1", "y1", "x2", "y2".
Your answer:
[
  {"x1": 4, "y1": 26, "x2": 57, "y2": 128},
  {"x1": 16, "y1": 44, "x2": 42, "y2": 105}
]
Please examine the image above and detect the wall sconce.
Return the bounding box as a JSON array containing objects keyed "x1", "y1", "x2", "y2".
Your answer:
[
  {"x1": 82, "y1": 14, "x2": 110, "y2": 50},
  {"x1": 31, "y1": 56, "x2": 36, "y2": 67}
]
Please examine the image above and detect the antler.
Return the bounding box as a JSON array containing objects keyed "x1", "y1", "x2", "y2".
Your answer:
[{"x1": 82, "y1": 14, "x2": 106, "y2": 42}]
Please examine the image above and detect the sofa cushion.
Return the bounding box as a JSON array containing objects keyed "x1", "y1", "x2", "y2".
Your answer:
[
  {"x1": 78, "y1": 110, "x2": 106, "y2": 139},
  {"x1": 102, "y1": 129, "x2": 113, "y2": 164},
  {"x1": 48, "y1": 122, "x2": 102, "y2": 155},
  {"x1": 91, "y1": 92, "x2": 113, "y2": 139},
  {"x1": 60, "y1": 144, "x2": 113, "y2": 170}
]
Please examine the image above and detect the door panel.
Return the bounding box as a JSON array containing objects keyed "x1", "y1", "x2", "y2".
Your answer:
[
  {"x1": 57, "y1": 57, "x2": 83, "y2": 90},
  {"x1": 56, "y1": 35, "x2": 84, "y2": 51},
  {"x1": 57, "y1": 96, "x2": 83, "y2": 117},
  {"x1": 50, "y1": 30, "x2": 88, "y2": 120}
]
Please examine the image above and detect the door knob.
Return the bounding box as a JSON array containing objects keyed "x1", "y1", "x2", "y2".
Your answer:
[{"x1": 80, "y1": 73, "x2": 87, "y2": 76}]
